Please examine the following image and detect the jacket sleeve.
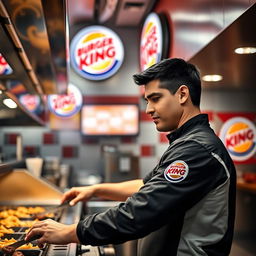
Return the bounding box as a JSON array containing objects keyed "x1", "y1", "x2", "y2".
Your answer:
[{"x1": 76, "y1": 140, "x2": 229, "y2": 245}]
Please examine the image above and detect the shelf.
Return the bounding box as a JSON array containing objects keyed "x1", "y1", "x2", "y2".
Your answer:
[
  {"x1": 237, "y1": 179, "x2": 256, "y2": 194},
  {"x1": 0, "y1": 160, "x2": 25, "y2": 174}
]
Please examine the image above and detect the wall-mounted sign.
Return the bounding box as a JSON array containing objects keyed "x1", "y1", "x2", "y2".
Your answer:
[
  {"x1": 48, "y1": 84, "x2": 83, "y2": 117},
  {"x1": 70, "y1": 26, "x2": 124, "y2": 81},
  {"x1": 20, "y1": 94, "x2": 40, "y2": 113},
  {"x1": 219, "y1": 117, "x2": 256, "y2": 162},
  {"x1": 140, "y1": 12, "x2": 170, "y2": 71},
  {"x1": 0, "y1": 53, "x2": 13, "y2": 75}
]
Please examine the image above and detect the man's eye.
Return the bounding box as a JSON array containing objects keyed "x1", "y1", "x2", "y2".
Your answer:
[{"x1": 152, "y1": 97, "x2": 159, "y2": 102}]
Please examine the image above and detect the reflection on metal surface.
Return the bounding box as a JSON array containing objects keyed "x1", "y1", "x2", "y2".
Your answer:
[
  {"x1": 99, "y1": 0, "x2": 118, "y2": 23},
  {"x1": 1, "y1": 0, "x2": 69, "y2": 95}
]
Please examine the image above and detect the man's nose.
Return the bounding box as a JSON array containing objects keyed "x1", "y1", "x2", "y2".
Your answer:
[{"x1": 146, "y1": 103, "x2": 154, "y2": 115}]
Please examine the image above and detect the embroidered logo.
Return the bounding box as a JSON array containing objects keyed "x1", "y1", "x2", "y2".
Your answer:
[{"x1": 164, "y1": 160, "x2": 189, "y2": 183}]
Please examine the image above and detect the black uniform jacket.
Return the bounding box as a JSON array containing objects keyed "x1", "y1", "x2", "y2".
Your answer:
[{"x1": 77, "y1": 114, "x2": 236, "y2": 256}]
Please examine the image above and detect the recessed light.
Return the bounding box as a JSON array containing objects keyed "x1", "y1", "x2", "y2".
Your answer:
[
  {"x1": 202, "y1": 74, "x2": 223, "y2": 82},
  {"x1": 3, "y1": 98, "x2": 17, "y2": 108},
  {"x1": 234, "y1": 47, "x2": 256, "y2": 54}
]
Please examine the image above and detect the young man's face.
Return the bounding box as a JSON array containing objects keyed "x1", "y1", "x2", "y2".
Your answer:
[{"x1": 144, "y1": 80, "x2": 183, "y2": 132}]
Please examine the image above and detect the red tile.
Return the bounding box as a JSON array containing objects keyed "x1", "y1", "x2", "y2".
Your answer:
[
  {"x1": 43, "y1": 133, "x2": 57, "y2": 144},
  {"x1": 5, "y1": 133, "x2": 19, "y2": 144},
  {"x1": 159, "y1": 133, "x2": 169, "y2": 143},
  {"x1": 62, "y1": 146, "x2": 78, "y2": 158},
  {"x1": 121, "y1": 137, "x2": 136, "y2": 143},
  {"x1": 24, "y1": 146, "x2": 40, "y2": 157},
  {"x1": 141, "y1": 145, "x2": 155, "y2": 157},
  {"x1": 82, "y1": 137, "x2": 98, "y2": 144}
]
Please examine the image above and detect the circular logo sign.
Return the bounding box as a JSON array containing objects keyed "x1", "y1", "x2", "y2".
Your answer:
[
  {"x1": 0, "y1": 53, "x2": 13, "y2": 75},
  {"x1": 48, "y1": 84, "x2": 83, "y2": 117},
  {"x1": 70, "y1": 26, "x2": 124, "y2": 81},
  {"x1": 164, "y1": 160, "x2": 189, "y2": 183},
  {"x1": 219, "y1": 117, "x2": 256, "y2": 161},
  {"x1": 20, "y1": 94, "x2": 40, "y2": 112},
  {"x1": 140, "y1": 13, "x2": 164, "y2": 71}
]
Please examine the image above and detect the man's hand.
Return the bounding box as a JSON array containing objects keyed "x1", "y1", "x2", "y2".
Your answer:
[
  {"x1": 25, "y1": 219, "x2": 79, "y2": 247},
  {"x1": 61, "y1": 186, "x2": 96, "y2": 206}
]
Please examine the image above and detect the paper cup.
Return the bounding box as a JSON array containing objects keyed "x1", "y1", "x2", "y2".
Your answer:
[{"x1": 26, "y1": 158, "x2": 43, "y2": 177}]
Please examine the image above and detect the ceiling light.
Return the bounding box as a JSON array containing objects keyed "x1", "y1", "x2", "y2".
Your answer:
[
  {"x1": 0, "y1": 90, "x2": 2, "y2": 94},
  {"x1": 3, "y1": 98, "x2": 17, "y2": 108},
  {"x1": 234, "y1": 47, "x2": 256, "y2": 54},
  {"x1": 202, "y1": 74, "x2": 223, "y2": 82}
]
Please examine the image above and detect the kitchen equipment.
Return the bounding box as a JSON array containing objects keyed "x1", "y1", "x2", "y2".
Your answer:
[
  {"x1": 0, "y1": 167, "x2": 116, "y2": 256},
  {"x1": 1, "y1": 235, "x2": 41, "y2": 255},
  {"x1": 31, "y1": 200, "x2": 70, "y2": 220}
]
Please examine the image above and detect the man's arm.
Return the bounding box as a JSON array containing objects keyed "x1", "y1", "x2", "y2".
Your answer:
[
  {"x1": 93, "y1": 179, "x2": 144, "y2": 201},
  {"x1": 61, "y1": 179, "x2": 144, "y2": 205}
]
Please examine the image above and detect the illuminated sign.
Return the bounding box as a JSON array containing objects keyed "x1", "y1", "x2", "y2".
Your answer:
[
  {"x1": 140, "y1": 12, "x2": 169, "y2": 71},
  {"x1": 81, "y1": 104, "x2": 139, "y2": 136},
  {"x1": 70, "y1": 26, "x2": 124, "y2": 81},
  {"x1": 48, "y1": 84, "x2": 83, "y2": 117},
  {"x1": 20, "y1": 94, "x2": 40, "y2": 112},
  {"x1": 219, "y1": 117, "x2": 256, "y2": 161},
  {"x1": 0, "y1": 53, "x2": 13, "y2": 75}
]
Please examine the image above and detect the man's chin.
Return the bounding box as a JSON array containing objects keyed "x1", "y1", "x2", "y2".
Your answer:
[{"x1": 155, "y1": 124, "x2": 171, "y2": 132}]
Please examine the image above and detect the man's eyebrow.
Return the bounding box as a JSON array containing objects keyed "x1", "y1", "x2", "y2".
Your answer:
[{"x1": 144, "y1": 92, "x2": 162, "y2": 101}]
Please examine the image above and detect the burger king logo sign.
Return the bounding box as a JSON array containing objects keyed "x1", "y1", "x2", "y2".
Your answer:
[
  {"x1": 220, "y1": 117, "x2": 256, "y2": 161},
  {"x1": 140, "y1": 13, "x2": 169, "y2": 71},
  {"x1": 164, "y1": 160, "x2": 189, "y2": 183},
  {"x1": 70, "y1": 26, "x2": 124, "y2": 81},
  {"x1": 48, "y1": 84, "x2": 82, "y2": 117}
]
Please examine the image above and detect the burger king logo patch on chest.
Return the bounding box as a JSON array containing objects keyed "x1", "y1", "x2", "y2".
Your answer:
[{"x1": 164, "y1": 160, "x2": 189, "y2": 183}]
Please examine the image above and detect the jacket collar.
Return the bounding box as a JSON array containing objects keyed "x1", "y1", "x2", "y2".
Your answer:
[{"x1": 166, "y1": 114, "x2": 210, "y2": 143}]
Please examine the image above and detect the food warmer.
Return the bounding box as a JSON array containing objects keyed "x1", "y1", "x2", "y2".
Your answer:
[{"x1": 0, "y1": 168, "x2": 115, "y2": 256}]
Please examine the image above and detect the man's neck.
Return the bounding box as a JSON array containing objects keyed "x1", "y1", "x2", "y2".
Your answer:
[{"x1": 177, "y1": 108, "x2": 201, "y2": 129}]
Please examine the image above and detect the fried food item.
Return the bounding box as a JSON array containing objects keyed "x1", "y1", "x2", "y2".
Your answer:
[
  {"x1": 0, "y1": 238, "x2": 39, "y2": 250},
  {"x1": 0, "y1": 216, "x2": 38, "y2": 228},
  {"x1": 0, "y1": 238, "x2": 16, "y2": 248},
  {"x1": 0, "y1": 206, "x2": 54, "y2": 223},
  {"x1": 0, "y1": 225, "x2": 14, "y2": 234}
]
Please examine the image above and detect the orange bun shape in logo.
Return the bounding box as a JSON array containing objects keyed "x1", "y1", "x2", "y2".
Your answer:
[
  {"x1": 219, "y1": 117, "x2": 256, "y2": 161},
  {"x1": 70, "y1": 26, "x2": 124, "y2": 81},
  {"x1": 164, "y1": 160, "x2": 189, "y2": 183}
]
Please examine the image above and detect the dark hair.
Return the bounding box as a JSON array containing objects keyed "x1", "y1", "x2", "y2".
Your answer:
[{"x1": 133, "y1": 58, "x2": 201, "y2": 107}]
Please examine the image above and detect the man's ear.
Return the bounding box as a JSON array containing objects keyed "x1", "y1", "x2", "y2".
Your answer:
[{"x1": 178, "y1": 85, "x2": 189, "y2": 104}]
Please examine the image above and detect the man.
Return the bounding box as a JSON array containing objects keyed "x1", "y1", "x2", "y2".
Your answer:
[{"x1": 26, "y1": 58, "x2": 236, "y2": 256}]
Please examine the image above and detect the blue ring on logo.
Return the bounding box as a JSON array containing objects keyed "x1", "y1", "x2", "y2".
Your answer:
[
  {"x1": 165, "y1": 176, "x2": 184, "y2": 182},
  {"x1": 228, "y1": 142, "x2": 255, "y2": 157}
]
